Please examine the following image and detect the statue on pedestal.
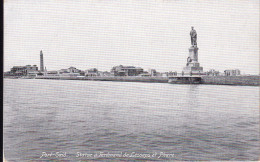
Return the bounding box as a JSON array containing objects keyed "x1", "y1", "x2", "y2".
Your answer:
[
  {"x1": 190, "y1": 26, "x2": 197, "y2": 47},
  {"x1": 183, "y1": 27, "x2": 203, "y2": 74}
]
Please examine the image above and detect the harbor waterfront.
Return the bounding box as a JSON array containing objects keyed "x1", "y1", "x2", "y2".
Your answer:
[
  {"x1": 5, "y1": 27, "x2": 255, "y2": 86},
  {"x1": 5, "y1": 27, "x2": 258, "y2": 86},
  {"x1": 4, "y1": 0, "x2": 260, "y2": 161},
  {"x1": 3, "y1": 79, "x2": 260, "y2": 161}
]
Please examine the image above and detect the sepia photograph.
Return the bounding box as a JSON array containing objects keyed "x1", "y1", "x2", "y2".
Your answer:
[{"x1": 3, "y1": 0, "x2": 259, "y2": 161}]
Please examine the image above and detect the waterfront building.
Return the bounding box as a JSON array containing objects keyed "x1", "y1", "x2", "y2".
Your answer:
[
  {"x1": 98, "y1": 71, "x2": 112, "y2": 77},
  {"x1": 56, "y1": 67, "x2": 84, "y2": 77},
  {"x1": 111, "y1": 65, "x2": 143, "y2": 76},
  {"x1": 224, "y1": 69, "x2": 241, "y2": 76},
  {"x1": 168, "y1": 71, "x2": 178, "y2": 76},
  {"x1": 40, "y1": 50, "x2": 44, "y2": 72},
  {"x1": 58, "y1": 67, "x2": 82, "y2": 75},
  {"x1": 58, "y1": 69, "x2": 70, "y2": 74},
  {"x1": 139, "y1": 71, "x2": 151, "y2": 77},
  {"x1": 207, "y1": 69, "x2": 220, "y2": 76},
  {"x1": 161, "y1": 72, "x2": 169, "y2": 77},
  {"x1": 9, "y1": 65, "x2": 39, "y2": 76},
  {"x1": 155, "y1": 72, "x2": 162, "y2": 76},
  {"x1": 79, "y1": 71, "x2": 85, "y2": 76},
  {"x1": 68, "y1": 67, "x2": 81, "y2": 73},
  {"x1": 85, "y1": 68, "x2": 99, "y2": 77},
  {"x1": 3, "y1": 71, "x2": 12, "y2": 77},
  {"x1": 27, "y1": 71, "x2": 41, "y2": 77},
  {"x1": 25, "y1": 65, "x2": 38, "y2": 72},
  {"x1": 10, "y1": 66, "x2": 27, "y2": 76},
  {"x1": 148, "y1": 69, "x2": 157, "y2": 76}
]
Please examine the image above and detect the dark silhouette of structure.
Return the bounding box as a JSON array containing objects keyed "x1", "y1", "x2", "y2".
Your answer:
[
  {"x1": 40, "y1": 50, "x2": 44, "y2": 72},
  {"x1": 190, "y1": 26, "x2": 197, "y2": 47}
]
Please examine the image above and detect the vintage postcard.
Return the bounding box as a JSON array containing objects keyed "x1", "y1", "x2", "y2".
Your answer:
[{"x1": 3, "y1": 0, "x2": 259, "y2": 161}]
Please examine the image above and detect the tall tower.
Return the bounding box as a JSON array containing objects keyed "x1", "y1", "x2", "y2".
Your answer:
[{"x1": 40, "y1": 50, "x2": 44, "y2": 72}]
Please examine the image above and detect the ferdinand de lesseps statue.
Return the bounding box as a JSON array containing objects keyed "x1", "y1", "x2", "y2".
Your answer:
[
  {"x1": 190, "y1": 26, "x2": 197, "y2": 47},
  {"x1": 183, "y1": 26, "x2": 203, "y2": 74}
]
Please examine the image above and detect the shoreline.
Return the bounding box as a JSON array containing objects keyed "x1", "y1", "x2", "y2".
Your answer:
[{"x1": 4, "y1": 75, "x2": 259, "y2": 86}]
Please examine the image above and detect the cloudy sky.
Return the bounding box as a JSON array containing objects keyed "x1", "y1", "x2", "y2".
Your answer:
[{"x1": 4, "y1": 0, "x2": 259, "y2": 74}]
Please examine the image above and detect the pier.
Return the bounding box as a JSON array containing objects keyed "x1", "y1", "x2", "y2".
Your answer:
[{"x1": 168, "y1": 76, "x2": 202, "y2": 84}]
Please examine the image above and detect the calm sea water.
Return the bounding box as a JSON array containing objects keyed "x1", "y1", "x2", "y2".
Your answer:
[{"x1": 3, "y1": 79, "x2": 260, "y2": 161}]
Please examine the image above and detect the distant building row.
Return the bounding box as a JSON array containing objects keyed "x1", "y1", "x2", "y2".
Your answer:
[
  {"x1": 205, "y1": 69, "x2": 241, "y2": 76},
  {"x1": 4, "y1": 65, "x2": 177, "y2": 77},
  {"x1": 4, "y1": 50, "x2": 244, "y2": 78},
  {"x1": 4, "y1": 64, "x2": 241, "y2": 78}
]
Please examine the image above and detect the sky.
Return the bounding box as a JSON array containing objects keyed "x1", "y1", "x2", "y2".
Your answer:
[{"x1": 4, "y1": 0, "x2": 259, "y2": 74}]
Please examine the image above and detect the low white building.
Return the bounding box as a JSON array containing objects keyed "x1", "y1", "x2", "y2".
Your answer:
[{"x1": 224, "y1": 69, "x2": 241, "y2": 76}]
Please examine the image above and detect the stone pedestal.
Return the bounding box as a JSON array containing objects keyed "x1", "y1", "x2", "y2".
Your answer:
[
  {"x1": 189, "y1": 46, "x2": 198, "y2": 61},
  {"x1": 183, "y1": 46, "x2": 203, "y2": 74}
]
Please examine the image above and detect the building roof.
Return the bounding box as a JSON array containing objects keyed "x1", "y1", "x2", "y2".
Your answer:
[
  {"x1": 113, "y1": 65, "x2": 143, "y2": 69},
  {"x1": 12, "y1": 66, "x2": 26, "y2": 68}
]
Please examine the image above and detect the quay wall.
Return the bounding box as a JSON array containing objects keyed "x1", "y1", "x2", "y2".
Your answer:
[
  {"x1": 35, "y1": 76, "x2": 169, "y2": 83},
  {"x1": 201, "y1": 76, "x2": 260, "y2": 86},
  {"x1": 34, "y1": 75, "x2": 260, "y2": 86}
]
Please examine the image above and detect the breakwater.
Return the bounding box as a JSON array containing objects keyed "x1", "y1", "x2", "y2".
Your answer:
[
  {"x1": 201, "y1": 75, "x2": 260, "y2": 86},
  {"x1": 34, "y1": 75, "x2": 260, "y2": 86}
]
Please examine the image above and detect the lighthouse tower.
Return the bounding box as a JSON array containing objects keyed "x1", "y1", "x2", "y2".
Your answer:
[{"x1": 40, "y1": 50, "x2": 44, "y2": 72}]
